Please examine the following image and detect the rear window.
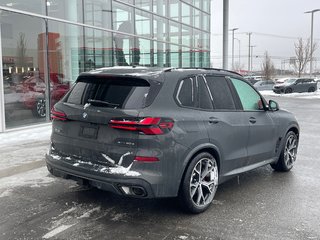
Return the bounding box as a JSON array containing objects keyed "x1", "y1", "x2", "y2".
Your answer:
[{"x1": 65, "y1": 76, "x2": 159, "y2": 109}]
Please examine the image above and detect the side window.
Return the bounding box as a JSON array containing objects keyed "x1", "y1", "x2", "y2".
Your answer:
[
  {"x1": 205, "y1": 76, "x2": 236, "y2": 110},
  {"x1": 197, "y1": 76, "x2": 213, "y2": 110},
  {"x1": 176, "y1": 77, "x2": 195, "y2": 107},
  {"x1": 230, "y1": 78, "x2": 262, "y2": 111}
]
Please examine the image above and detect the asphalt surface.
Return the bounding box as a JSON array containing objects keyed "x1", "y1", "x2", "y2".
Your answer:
[{"x1": 0, "y1": 95, "x2": 320, "y2": 240}]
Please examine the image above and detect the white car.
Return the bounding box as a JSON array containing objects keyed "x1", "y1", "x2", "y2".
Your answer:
[{"x1": 253, "y1": 80, "x2": 275, "y2": 91}]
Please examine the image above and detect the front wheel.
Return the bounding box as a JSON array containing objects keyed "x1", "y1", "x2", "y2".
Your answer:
[
  {"x1": 179, "y1": 152, "x2": 219, "y2": 214},
  {"x1": 284, "y1": 88, "x2": 292, "y2": 94},
  {"x1": 32, "y1": 98, "x2": 46, "y2": 118},
  {"x1": 271, "y1": 131, "x2": 298, "y2": 172}
]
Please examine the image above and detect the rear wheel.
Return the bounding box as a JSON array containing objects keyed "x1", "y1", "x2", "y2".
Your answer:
[
  {"x1": 308, "y1": 87, "x2": 315, "y2": 92},
  {"x1": 271, "y1": 131, "x2": 298, "y2": 172},
  {"x1": 284, "y1": 88, "x2": 292, "y2": 94},
  {"x1": 179, "y1": 152, "x2": 218, "y2": 214}
]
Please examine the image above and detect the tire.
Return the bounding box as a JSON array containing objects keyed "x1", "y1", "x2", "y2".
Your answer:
[
  {"x1": 32, "y1": 98, "x2": 46, "y2": 118},
  {"x1": 179, "y1": 152, "x2": 219, "y2": 214},
  {"x1": 308, "y1": 87, "x2": 315, "y2": 92},
  {"x1": 271, "y1": 131, "x2": 298, "y2": 172},
  {"x1": 284, "y1": 88, "x2": 292, "y2": 94}
]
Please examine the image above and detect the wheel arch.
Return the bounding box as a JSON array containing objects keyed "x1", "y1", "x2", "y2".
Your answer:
[
  {"x1": 274, "y1": 124, "x2": 300, "y2": 161},
  {"x1": 177, "y1": 143, "x2": 222, "y2": 194},
  {"x1": 286, "y1": 124, "x2": 299, "y2": 139}
]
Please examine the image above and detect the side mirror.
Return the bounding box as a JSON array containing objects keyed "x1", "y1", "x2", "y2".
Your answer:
[{"x1": 269, "y1": 100, "x2": 279, "y2": 111}]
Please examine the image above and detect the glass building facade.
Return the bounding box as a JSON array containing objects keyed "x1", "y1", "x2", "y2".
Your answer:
[{"x1": 0, "y1": 0, "x2": 210, "y2": 131}]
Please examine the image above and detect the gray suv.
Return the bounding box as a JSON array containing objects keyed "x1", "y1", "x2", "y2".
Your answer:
[
  {"x1": 273, "y1": 78, "x2": 317, "y2": 94},
  {"x1": 46, "y1": 67, "x2": 299, "y2": 213}
]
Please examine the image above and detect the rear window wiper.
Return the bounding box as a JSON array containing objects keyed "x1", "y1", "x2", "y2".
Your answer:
[{"x1": 87, "y1": 99, "x2": 120, "y2": 108}]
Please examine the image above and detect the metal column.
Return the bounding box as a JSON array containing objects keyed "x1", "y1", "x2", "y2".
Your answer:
[
  {"x1": 222, "y1": 0, "x2": 229, "y2": 69},
  {"x1": 0, "y1": 24, "x2": 5, "y2": 132}
]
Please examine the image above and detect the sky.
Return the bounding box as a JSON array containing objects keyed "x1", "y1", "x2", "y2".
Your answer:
[{"x1": 211, "y1": 0, "x2": 320, "y2": 71}]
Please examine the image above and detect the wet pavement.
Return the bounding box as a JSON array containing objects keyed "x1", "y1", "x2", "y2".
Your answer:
[{"x1": 0, "y1": 96, "x2": 320, "y2": 240}]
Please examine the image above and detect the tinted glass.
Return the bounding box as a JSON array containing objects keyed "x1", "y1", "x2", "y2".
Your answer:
[
  {"x1": 205, "y1": 76, "x2": 236, "y2": 110},
  {"x1": 230, "y1": 78, "x2": 261, "y2": 111},
  {"x1": 176, "y1": 78, "x2": 195, "y2": 107},
  {"x1": 197, "y1": 76, "x2": 213, "y2": 110},
  {"x1": 66, "y1": 77, "x2": 151, "y2": 109}
]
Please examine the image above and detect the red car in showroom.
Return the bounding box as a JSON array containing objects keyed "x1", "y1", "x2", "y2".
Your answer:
[{"x1": 20, "y1": 74, "x2": 70, "y2": 117}]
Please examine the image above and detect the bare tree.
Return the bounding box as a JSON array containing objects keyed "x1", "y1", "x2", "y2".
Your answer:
[
  {"x1": 261, "y1": 51, "x2": 275, "y2": 80},
  {"x1": 233, "y1": 61, "x2": 245, "y2": 73},
  {"x1": 292, "y1": 38, "x2": 317, "y2": 77},
  {"x1": 16, "y1": 32, "x2": 27, "y2": 68}
]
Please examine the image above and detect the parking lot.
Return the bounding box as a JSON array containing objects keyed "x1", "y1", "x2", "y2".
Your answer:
[{"x1": 0, "y1": 95, "x2": 320, "y2": 240}]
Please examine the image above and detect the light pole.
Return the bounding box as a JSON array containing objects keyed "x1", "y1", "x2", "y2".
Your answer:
[
  {"x1": 250, "y1": 45, "x2": 256, "y2": 73},
  {"x1": 222, "y1": 0, "x2": 229, "y2": 69},
  {"x1": 230, "y1": 28, "x2": 239, "y2": 70},
  {"x1": 247, "y1": 32, "x2": 252, "y2": 74},
  {"x1": 305, "y1": 9, "x2": 320, "y2": 77},
  {"x1": 235, "y1": 38, "x2": 241, "y2": 71}
]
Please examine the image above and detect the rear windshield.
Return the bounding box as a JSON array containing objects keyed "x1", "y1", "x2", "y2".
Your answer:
[{"x1": 65, "y1": 76, "x2": 159, "y2": 109}]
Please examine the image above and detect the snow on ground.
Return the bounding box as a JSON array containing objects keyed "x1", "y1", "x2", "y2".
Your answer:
[
  {"x1": 0, "y1": 124, "x2": 52, "y2": 171},
  {"x1": 260, "y1": 90, "x2": 320, "y2": 99},
  {"x1": 0, "y1": 167, "x2": 57, "y2": 198},
  {"x1": 0, "y1": 167, "x2": 55, "y2": 191},
  {"x1": 0, "y1": 124, "x2": 52, "y2": 148}
]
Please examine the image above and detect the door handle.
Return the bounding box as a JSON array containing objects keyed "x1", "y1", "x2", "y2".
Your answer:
[
  {"x1": 209, "y1": 117, "x2": 219, "y2": 124},
  {"x1": 249, "y1": 117, "x2": 256, "y2": 124}
]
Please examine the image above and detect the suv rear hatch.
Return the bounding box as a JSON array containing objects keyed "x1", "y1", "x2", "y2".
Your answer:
[{"x1": 50, "y1": 74, "x2": 162, "y2": 168}]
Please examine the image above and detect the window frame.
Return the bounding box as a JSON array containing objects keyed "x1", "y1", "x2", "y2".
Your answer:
[
  {"x1": 202, "y1": 74, "x2": 241, "y2": 112},
  {"x1": 196, "y1": 75, "x2": 214, "y2": 110},
  {"x1": 227, "y1": 76, "x2": 268, "y2": 112},
  {"x1": 174, "y1": 76, "x2": 197, "y2": 109},
  {"x1": 174, "y1": 74, "x2": 247, "y2": 112}
]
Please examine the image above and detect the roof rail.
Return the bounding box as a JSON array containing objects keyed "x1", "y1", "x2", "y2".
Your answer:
[{"x1": 182, "y1": 67, "x2": 242, "y2": 77}]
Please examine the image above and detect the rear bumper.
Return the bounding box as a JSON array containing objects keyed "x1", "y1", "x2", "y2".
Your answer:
[{"x1": 45, "y1": 152, "x2": 156, "y2": 198}]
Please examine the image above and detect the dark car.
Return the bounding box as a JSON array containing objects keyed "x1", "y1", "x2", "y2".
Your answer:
[
  {"x1": 46, "y1": 67, "x2": 299, "y2": 213},
  {"x1": 273, "y1": 78, "x2": 317, "y2": 94}
]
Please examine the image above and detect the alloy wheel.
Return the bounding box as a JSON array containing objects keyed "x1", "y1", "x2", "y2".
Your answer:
[
  {"x1": 189, "y1": 158, "x2": 218, "y2": 207},
  {"x1": 284, "y1": 134, "x2": 298, "y2": 169},
  {"x1": 36, "y1": 99, "x2": 46, "y2": 117}
]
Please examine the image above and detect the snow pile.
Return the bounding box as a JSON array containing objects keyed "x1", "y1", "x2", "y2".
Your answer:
[
  {"x1": 0, "y1": 167, "x2": 55, "y2": 197},
  {"x1": 260, "y1": 90, "x2": 320, "y2": 99},
  {"x1": 0, "y1": 124, "x2": 52, "y2": 148},
  {"x1": 107, "y1": 163, "x2": 140, "y2": 177}
]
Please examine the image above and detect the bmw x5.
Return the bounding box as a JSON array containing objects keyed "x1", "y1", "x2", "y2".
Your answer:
[{"x1": 46, "y1": 67, "x2": 299, "y2": 213}]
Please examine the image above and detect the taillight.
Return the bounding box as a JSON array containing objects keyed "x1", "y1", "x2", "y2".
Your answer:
[
  {"x1": 134, "y1": 156, "x2": 159, "y2": 162},
  {"x1": 109, "y1": 117, "x2": 174, "y2": 135},
  {"x1": 51, "y1": 108, "x2": 67, "y2": 121}
]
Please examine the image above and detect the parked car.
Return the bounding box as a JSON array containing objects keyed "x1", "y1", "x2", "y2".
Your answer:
[
  {"x1": 253, "y1": 80, "x2": 275, "y2": 91},
  {"x1": 46, "y1": 67, "x2": 299, "y2": 213},
  {"x1": 275, "y1": 77, "x2": 293, "y2": 84},
  {"x1": 19, "y1": 75, "x2": 70, "y2": 117},
  {"x1": 273, "y1": 78, "x2": 317, "y2": 94},
  {"x1": 243, "y1": 76, "x2": 261, "y2": 85}
]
